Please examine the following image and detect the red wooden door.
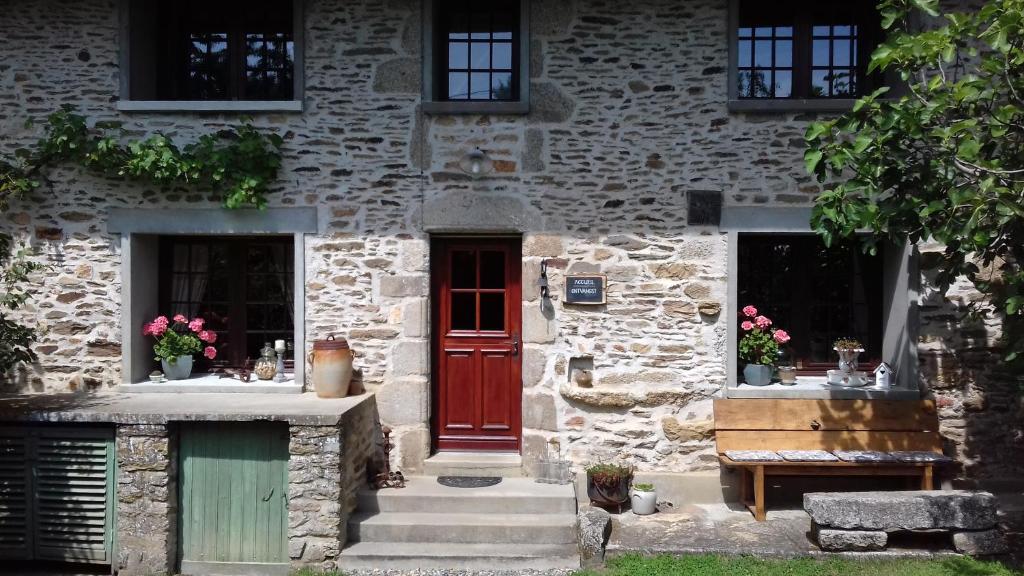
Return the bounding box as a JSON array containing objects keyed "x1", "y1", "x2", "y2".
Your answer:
[{"x1": 431, "y1": 238, "x2": 522, "y2": 452}]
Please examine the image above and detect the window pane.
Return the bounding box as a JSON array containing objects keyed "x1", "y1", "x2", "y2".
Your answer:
[
  {"x1": 448, "y1": 42, "x2": 468, "y2": 69},
  {"x1": 451, "y1": 293, "x2": 475, "y2": 331},
  {"x1": 812, "y1": 70, "x2": 830, "y2": 96},
  {"x1": 480, "y1": 251, "x2": 505, "y2": 289},
  {"x1": 491, "y1": 73, "x2": 513, "y2": 100},
  {"x1": 471, "y1": 42, "x2": 491, "y2": 68},
  {"x1": 738, "y1": 26, "x2": 752, "y2": 38},
  {"x1": 752, "y1": 70, "x2": 771, "y2": 98},
  {"x1": 775, "y1": 40, "x2": 792, "y2": 67},
  {"x1": 834, "y1": 25, "x2": 852, "y2": 36},
  {"x1": 493, "y1": 42, "x2": 512, "y2": 69},
  {"x1": 470, "y1": 72, "x2": 490, "y2": 100},
  {"x1": 775, "y1": 26, "x2": 793, "y2": 37},
  {"x1": 737, "y1": 71, "x2": 752, "y2": 98},
  {"x1": 754, "y1": 40, "x2": 772, "y2": 67},
  {"x1": 813, "y1": 39, "x2": 831, "y2": 67},
  {"x1": 479, "y1": 293, "x2": 505, "y2": 331},
  {"x1": 754, "y1": 26, "x2": 772, "y2": 37},
  {"x1": 774, "y1": 70, "x2": 792, "y2": 97},
  {"x1": 738, "y1": 40, "x2": 752, "y2": 67},
  {"x1": 448, "y1": 72, "x2": 469, "y2": 99},
  {"x1": 833, "y1": 39, "x2": 851, "y2": 66},
  {"x1": 451, "y1": 250, "x2": 476, "y2": 288},
  {"x1": 813, "y1": 25, "x2": 831, "y2": 36},
  {"x1": 832, "y1": 70, "x2": 854, "y2": 96}
]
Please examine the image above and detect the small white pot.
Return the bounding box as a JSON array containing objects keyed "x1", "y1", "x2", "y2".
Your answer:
[{"x1": 631, "y1": 489, "x2": 657, "y2": 515}]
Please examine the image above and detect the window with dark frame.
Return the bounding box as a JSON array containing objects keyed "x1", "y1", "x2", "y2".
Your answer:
[
  {"x1": 735, "y1": 0, "x2": 881, "y2": 99},
  {"x1": 132, "y1": 0, "x2": 295, "y2": 101},
  {"x1": 158, "y1": 236, "x2": 294, "y2": 373},
  {"x1": 737, "y1": 235, "x2": 884, "y2": 375},
  {"x1": 435, "y1": 0, "x2": 519, "y2": 102}
]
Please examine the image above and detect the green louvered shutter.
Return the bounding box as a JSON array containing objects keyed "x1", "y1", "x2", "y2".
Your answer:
[
  {"x1": 32, "y1": 427, "x2": 115, "y2": 564},
  {"x1": 0, "y1": 430, "x2": 32, "y2": 560}
]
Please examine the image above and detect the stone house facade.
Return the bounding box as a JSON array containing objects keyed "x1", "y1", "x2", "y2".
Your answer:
[{"x1": 1, "y1": 0, "x2": 1021, "y2": 518}]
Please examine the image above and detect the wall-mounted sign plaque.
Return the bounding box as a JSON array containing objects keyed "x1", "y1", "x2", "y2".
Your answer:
[{"x1": 564, "y1": 275, "x2": 607, "y2": 305}]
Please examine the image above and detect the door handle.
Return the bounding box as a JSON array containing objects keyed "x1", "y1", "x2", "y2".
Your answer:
[{"x1": 512, "y1": 332, "x2": 519, "y2": 356}]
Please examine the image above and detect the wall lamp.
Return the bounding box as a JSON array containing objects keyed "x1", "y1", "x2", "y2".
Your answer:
[{"x1": 459, "y1": 147, "x2": 494, "y2": 178}]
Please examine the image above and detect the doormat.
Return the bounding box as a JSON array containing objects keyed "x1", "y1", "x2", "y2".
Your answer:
[{"x1": 437, "y1": 476, "x2": 502, "y2": 488}]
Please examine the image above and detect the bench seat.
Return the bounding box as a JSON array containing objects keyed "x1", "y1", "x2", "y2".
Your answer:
[{"x1": 714, "y1": 399, "x2": 949, "y2": 521}]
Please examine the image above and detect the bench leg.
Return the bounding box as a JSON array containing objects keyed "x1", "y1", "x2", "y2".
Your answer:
[
  {"x1": 753, "y1": 465, "x2": 766, "y2": 521},
  {"x1": 920, "y1": 465, "x2": 934, "y2": 490}
]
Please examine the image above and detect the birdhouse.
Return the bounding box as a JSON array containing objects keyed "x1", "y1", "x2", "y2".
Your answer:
[{"x1": 873, "y1": 362, "x2": 893, "y2": 389}]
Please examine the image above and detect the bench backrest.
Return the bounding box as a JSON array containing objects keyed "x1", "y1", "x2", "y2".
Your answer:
[{"x1": 713, "y1": 398, "x2": 942, "y2": 453}]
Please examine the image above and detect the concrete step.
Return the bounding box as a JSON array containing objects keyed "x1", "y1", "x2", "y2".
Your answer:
[
  {"x1": 348, "y1": 511, "x2": 578, "y2": 545},
  {"x1": 423, "y1": 451, "x2": 524, "y2": 477},
  {"x1": 358, "y1": 475, "x2": 577, "y2": 514},
  {"x1": 337, "y1": 542, "x2": 580, "y2": 570}
]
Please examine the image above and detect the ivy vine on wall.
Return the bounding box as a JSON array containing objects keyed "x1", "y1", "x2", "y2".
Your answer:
[{"x1": 0, "y1": 105, "x2": 285, "y2": 210}]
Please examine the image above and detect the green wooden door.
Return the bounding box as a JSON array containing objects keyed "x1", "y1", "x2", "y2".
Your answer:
[
  {"x1": 0, "y1": 426, "x2": 115, "y2": 564},
  {"x1": 178, "y1": 422, "x2": 289, "y2": 574}
]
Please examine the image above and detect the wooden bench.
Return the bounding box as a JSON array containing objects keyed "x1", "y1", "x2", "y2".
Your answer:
[{"x1": 714, "y1": 398, "x2": 949, "y2": 521}]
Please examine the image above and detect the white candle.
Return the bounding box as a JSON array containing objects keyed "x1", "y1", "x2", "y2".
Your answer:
[{"x1": 275, "y1": 339, "x2": 286, "y2": 352}]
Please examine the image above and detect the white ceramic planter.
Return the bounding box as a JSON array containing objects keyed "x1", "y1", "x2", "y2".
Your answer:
[
  {"x1": 631, "y1": 489, "x2": 657, "y2": 515},
  {"x1": 161, "y1": 355, "x2": 193, "y2": 381},
  {"x1": 743, "y1": 363, "x2": 773, "y2": 386}
]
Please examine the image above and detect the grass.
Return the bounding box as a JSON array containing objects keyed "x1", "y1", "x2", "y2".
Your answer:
[{"x1": 573, "y1": 554, "x2": 1023, "y2": 576}]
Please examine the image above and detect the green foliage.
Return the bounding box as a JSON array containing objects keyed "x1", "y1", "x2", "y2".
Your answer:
[
  {"x1": 738, "y1": 327, "x2": 780, "y2": 366},
  {"x1": 0, "y1": 235, "x2": 47, "y2": 376},
  {"x1": 805, "y1": 0, "x2": 1024, "y2": 362},
  {"x1": 833, "y1": 337, "x2": 864, "y2": 351},
  {"x1": 632, "y1": 482, "x2": 655, "y2": 492},
  {"x1": 574, "y1": 553, "x2": 1022, "y2": 576},
  {"x1": 586, "y1": 462, "x2": 634, "y2": 487},
  {"x1": 151, "y1": 326, "x2": 203, "y2": 363},
  {"x1": 0, "y1": 106, "x2": 284, "y2": 210}
]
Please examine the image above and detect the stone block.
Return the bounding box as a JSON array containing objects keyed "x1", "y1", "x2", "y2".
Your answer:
[
  {"x1": 402, "y1": 298, "x2": 427, "y2": 338},
  {"x1": 812, "y1": 524, "x2": 887, "y2": 551},
  {"x1": 522, "y1": 259, "x2": 542, "y2": 301},
  {"x1": 579, "y1": 506, "x2": 612, "y2": 568},
  {"x1": 528, "y1": 82, "x2": 575, "y2": 124},
  {"x1": 376, "y1": 376, "x2": 428, "y2": 427},
  {"x1": 804, "y1": 491, "x2": 998, "y2": 531},
  {"x1": 397, "y1": 427, "x2": 430, "y2": 473},
  {"x1": 661, "y1": 417, "x2": 715, "y2": 442},
  {"x1": 523, "y1": 305, "x2": 556, "y2": 344},
  {"x1": 522, "y1": 345, "x2": 547, "y2": 388},
  {"x1": 952, "y1": 529, "x2": 1009, "y2": 556},
  {"x1": 372, "y1": 57, "x2": 420, "y2": 93},
  {"x1": 380, "y1": 275, "x2": 428, "y2": 298},
  {"x1": 524, "y1": 234, "x2": 564, "y2": 257},
  {"x1": 390, "y1": 340, "x2": 428, "y2": 377},
  {"x1": 523, "y1": 390, "x2": 557, "y2": 431}
]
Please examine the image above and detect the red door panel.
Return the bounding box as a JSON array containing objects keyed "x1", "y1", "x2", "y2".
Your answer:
[{"x1": 432, "y1": 238, "x2": 522, "y2": 452}]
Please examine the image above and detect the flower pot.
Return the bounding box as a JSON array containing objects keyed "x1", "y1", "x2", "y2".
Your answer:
[
  {"x1": 587, "y1": 473, "x2": 632, "y2": 512},
  {"x1": 631, "y1": 489, "x2": 657, "y2": 515},
  {"x1": 835, "y1": 347, "x2": 864, "y2": 375},
  {"x1": 161, "y1": 355, "x2": 193, "y2": 381},
  {"x1": 777, "y1": 366, "x2": 797, "y2": 385},
  {"x1": 743, "y1": 363, "x2": 773, "y2": 386}
]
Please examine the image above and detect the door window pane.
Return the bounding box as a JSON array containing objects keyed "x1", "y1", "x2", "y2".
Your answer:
[
  {"x1": 451, "y1": 250, "x2": 476, "y2": 288},
  {"x1": 450, "y1": 293, "x2": 476, "y2": 330},
  {"x1": 480, "y1": 251, "x2": 505, "y2": 289},
  {"x1": 479, "y1": 293, "x2": 505, "y2": 331}
]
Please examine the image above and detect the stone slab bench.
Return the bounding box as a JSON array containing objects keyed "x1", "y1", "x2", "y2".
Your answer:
[
  {"x1": 714, "y1": 399, "x2": 949, "y2": 521},
  {"x1": 805, "y1": 490, "x2": 1009, "y2": 555}
]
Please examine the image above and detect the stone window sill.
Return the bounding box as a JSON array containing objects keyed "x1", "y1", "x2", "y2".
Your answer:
[
  {"x1": 725, "y1": 377, "x2": 919, "y2": 400},
  {"x1": 119, "y1": 372, "x2": 302, "y2": 394},
  {"x1": 116, "y1": 100, "x2": 303, "y2": 113},
  {"x1": 422, "y1": 100, "x2": 530, "y2": 116},
  {"x1": 727, "y1": 98, "x2": 860, "y2": 113}
]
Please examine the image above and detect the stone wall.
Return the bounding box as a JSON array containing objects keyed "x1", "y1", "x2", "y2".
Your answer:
[
  {"x1": 0, "y1": 0, "x2": 1018, "y2": 482},
  {"x1": 116, "y1": 424, "x2": 175, "y2": 576},
  {"x1": 288, "y1": 395, "x2": 377, "y2": 571}
]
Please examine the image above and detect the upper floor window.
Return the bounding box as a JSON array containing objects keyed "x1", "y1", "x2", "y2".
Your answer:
[
  {"x1": 734, "y1": 0, "x2": 881, "y2": 100},
  {"x1": 422, "y1": 0, "x2": 530, "y2": 114},
  {"x1": 126, "y1": 0, "x2": 299, "y2": 103},
  {"x1": 738, "y1": 234, "x2": 884, "y2": 374}
]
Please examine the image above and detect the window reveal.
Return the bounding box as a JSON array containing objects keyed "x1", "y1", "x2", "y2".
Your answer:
[
  {"x1": 159, "y1": 236, "x2": 294, "y2": 371},
  {"x1": 737, "y1": 235, "x2": 884, "y2": 374}
]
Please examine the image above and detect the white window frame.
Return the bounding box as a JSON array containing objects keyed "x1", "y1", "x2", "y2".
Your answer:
[
  {"x1": 721, "y1": 206, "x2": 920, "y2": 399},
  {"x1": 109, "y1": 208, "x2": 317, "y2": 385},
  {"x1": 116, "y1": 0, "x2": 305, "y2": 113}
]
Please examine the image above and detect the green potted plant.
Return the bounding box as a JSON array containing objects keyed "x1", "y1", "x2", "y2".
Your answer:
[
  {"x1": 630, "y1": 482, "x2": 657, "y2": 515},
  {"x1": 143, "y1": 314, "x2": 218, "y2": 380},
  {"x1": 586, "y1": 463, "x2": 633, "y2": 512},
  {"x1": 738, "y1": 305, "x2": 791, "y2": 386}
]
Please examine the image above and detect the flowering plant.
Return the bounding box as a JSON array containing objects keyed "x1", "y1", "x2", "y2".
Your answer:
[
  {"x1": 143, "y1": 314, "x2": 218, "y2": 364},
  {"x1": 737, "y1": 305, "x2": 791, "y2": 366}
]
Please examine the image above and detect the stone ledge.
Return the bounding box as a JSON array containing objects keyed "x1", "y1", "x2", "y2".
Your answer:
[
  {"x1": 118, "y1": 374, "x2": 302, "y2": 394},
  {"x1": 805, "y1": 491, "x2": 998, "y2": 532},
  {"x1": 0, "y1": 391, "x2": 374, "y2": 426}
]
